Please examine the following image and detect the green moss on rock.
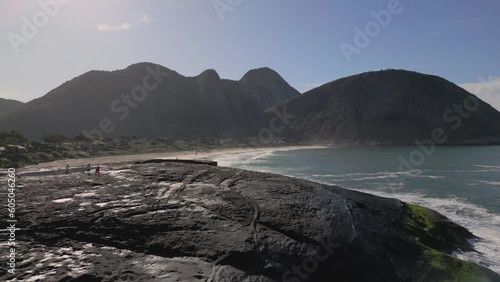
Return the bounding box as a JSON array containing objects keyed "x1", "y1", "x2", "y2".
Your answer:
[
  {"x1": 404, "y1": 202, "x2": 477, "y2": 252},
  {"x1": 403, "y1": 204, "x2": 499, "y2": 281},
  {"x1": 406, "y1": 203, "x2": 435, "y2": 232},
  {"x1": 423, "y1": 247, "x2": 498, "y2": 282}
]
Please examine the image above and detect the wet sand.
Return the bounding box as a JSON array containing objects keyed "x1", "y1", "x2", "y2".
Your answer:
[{"x1": 19, "y1": 145, "x2": 326, "y2": 173}]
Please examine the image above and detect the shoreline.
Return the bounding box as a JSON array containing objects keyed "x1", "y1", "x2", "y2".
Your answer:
[
  {"x1": 19, "y1": 145, "x2": 327, "y2": 172},
  {"x1": 14, "y1": 145, "x2": 500, "y2": 275}
]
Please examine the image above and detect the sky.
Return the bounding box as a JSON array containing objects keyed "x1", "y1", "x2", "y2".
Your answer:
[{"x1": 1, "y1": 0, "x2": 499, "y2": 110}]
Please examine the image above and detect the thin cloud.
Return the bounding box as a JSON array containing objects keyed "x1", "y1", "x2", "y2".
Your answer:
[
  {"x1": 139, "y1": 14, "x2": 153, "y2": 23},
  {"x1": 96, "y1": 22, "x2": 132, "y2": 32},
  {"x1": 459, "y1": 77, "x2": 500, "y2": 111},
  {"x1": 95, "y1": 14, "x2": 151, "y2": 32}
]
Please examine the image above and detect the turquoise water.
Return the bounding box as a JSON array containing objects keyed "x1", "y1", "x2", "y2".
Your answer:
[{"x1": 216, "y1": 146, "x2": 500, "y2": 274}]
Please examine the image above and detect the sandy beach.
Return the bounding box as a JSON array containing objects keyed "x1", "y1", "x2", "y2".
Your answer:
[{"x1": 20, "y1": 145, "x2": 327, "y2": 172}]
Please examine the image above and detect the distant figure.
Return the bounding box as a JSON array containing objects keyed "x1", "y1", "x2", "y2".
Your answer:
[
  {"x1": 65, "y1": 165, "x2": 70, "y2": 175},
  {"x1": 86, "y1": 163, "x2": 91, "y2": 175},
  {"x1": 95, "y1": 165, "x2": 101, "y2": 176}
]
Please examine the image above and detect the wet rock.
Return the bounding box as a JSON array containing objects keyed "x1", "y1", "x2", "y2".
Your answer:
[{"x1": 1, "y1": 162, "x2": 498, "y2": 281}]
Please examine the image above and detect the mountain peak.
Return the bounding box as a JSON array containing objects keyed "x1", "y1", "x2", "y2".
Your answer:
[
  {"x1": 123, "y1": 62, "x2": 179, "y2": 77},
  {"x1": 0, "y1": 64, "x2": 299, "y2": 139},
  {"x1": 240, "y1": 67, "x2": 282, "y2": 83},
  {"x1": 198, "y1": 69, "x2": 221, "y2": 82},
  {"x1": 269, "y1": 69, "x2": 500, "y2": 145},
  {"x1": 335, "y1": 69, "x2": 436, "y2": 84}
]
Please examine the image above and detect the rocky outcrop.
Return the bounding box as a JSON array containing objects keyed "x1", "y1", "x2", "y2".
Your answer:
[
  {"x1": 2, "y1": 161, "x2": 498, "y2": 281},
  {"x1": 267, "y1": 69, "x2": 500, "y2": 145}
]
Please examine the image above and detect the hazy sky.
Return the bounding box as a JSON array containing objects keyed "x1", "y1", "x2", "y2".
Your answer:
[{"x1": 1, "y1": 0, "x2": 499, "y2": 109}]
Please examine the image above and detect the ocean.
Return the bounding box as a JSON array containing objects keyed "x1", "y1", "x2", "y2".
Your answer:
[{"x1": 215, "y1": 146, "x2": 500, "y2": 274}]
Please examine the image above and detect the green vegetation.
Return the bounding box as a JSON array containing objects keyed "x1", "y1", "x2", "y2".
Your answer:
[
  {"x1": 404, "y1": 203, "x2": 449, "y2": 249},
  {"x1": 0, "y1": 130, "x2": 28, "y2": 145},
  {"x1": 406, "y1": 203, "x2": 435, "y2": 232},
  {"x1": 41, "y1": 133, "x2": 67, "y2": 145},
  {"x1": 423, "y1": 247, "x2": 494, "y2": 282},
  {"x1": 404, "y1": 205, "x2": 497, "y2": 281},
  {"x1": 0, "y1": 131, "x2": 293, "y2": 168}
]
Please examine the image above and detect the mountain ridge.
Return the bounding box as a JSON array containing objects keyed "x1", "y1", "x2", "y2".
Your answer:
[
  {"x1": 0, "y1": 63, "x2": 300, "y2": 139},
  {"x1": 1, "y1": 66, "x2": 500, "y2": 145},
  {"x1": 0, "y1": 98, "x2": 25, "y2": 117}
]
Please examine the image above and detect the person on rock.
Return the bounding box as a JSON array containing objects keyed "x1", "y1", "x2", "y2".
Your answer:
[
  {"x1": 65, "y1": 164, "x2": 70, "y2": 175},
  {"x1": 86, "y1": 163, "x2": 91, "y2": 175},
  {"x1": 95, "y1": 165, "x2": 101, "y2": 176}
]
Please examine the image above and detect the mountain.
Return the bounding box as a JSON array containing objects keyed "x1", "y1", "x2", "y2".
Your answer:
[
  {"x1": 266, "y1": 69, "x2": 500, "y2": 145},
  {"x1": 0, "y1": 63, "x2": 300, "y2": 139},
  {"x1": 4, "y1": 67, "x2": 500, "y2": 144},
  {"x1": 0, "y1": 98, "x2": 24, "y2": 117}
]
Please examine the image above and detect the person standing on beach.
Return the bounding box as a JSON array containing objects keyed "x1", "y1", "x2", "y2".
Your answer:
[
  {"x1": 87, "y1": 163, "x2": 91, "y2": 175},
  {"x1": 95, "y1": 165, "x2": 101, "y2": 176},
  {"x1": 65, "y1": 164, "x2": 70, "y2": 175}
]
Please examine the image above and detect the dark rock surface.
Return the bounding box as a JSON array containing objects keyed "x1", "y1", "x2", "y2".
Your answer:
[{"x1": 2, "y1": 161, "x2": 499, "y2": 281}]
